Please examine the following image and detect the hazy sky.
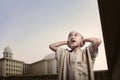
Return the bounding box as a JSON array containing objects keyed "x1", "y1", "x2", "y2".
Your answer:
[{"x1": 0, "y1": 0, "x2": 107, "y2": 70}]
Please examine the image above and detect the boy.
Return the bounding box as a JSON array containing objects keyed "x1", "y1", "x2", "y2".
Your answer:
[{"x1": 49, "y1": 31, "x2": 101, "y2": 80}]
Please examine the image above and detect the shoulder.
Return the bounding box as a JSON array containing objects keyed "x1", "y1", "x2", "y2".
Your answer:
[
  {"x1": 56, "y1": 47, "x2": 69, "y2": 54},
  {"x1": 83, "y1": 44, "x2": 98, "y2": 60},
  {"x1": 55, "y1": 47, "x2": 69, "y2": 62}
]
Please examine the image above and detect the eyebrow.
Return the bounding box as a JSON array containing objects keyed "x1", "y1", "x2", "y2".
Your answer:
[{"x1": 68, "y1": 32, "x2": 79, "y2": 37}]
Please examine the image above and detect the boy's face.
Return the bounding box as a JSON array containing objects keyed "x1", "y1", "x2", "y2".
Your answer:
[{"x1": 68, "y1": 31, "x2": 83, "y2": 49}]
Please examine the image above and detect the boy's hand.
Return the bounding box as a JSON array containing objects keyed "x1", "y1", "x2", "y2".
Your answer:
[
  {"x1": 83, "y1": 38, "x2": 101, "y2": 51},
  {"x1": 49, "y1": 41, "x2": 68, "y2": 52}
]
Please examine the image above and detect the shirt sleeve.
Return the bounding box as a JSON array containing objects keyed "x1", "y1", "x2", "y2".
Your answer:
[{"x1": 86, "y1": 44, "x2": 98, "y2": 61}]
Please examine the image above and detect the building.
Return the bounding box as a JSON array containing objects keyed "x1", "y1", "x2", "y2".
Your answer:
[
  {"x1": 23, "y1": 63, "x2": 30, "y2": 75},
  {"x1": 0, "y1": 46, "x2": 30, "y2": 76},
  {"x1": 0, "y1": 46, "x2": 29, "y2": 77},
  {"x1": 30, "y1": 53, "x2": 58, "y2": 75},
  {"x1": 0, "y1": 46, "x2": 58, "y2": 77},
  {"x1": 30, "y1": 59, "x2": 48, "y2": 75}
]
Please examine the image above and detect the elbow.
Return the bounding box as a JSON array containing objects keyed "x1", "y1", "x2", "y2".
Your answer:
[
  {"x1": 96, "y1": 38, "x2": 102, "y2": 46},
  {"x1": 49, "y1": 44, "x2": 53, "y2": 50},
  {"x1": 98, "y1": 38, "x2": 102, "y2": 44},
  {"x1": 49, "y1": 44, "x2": 56, "y2": 52}
]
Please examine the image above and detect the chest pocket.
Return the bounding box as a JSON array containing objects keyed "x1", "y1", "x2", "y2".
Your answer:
[{"x1": 70, "y1": 50, "x2": 86, "y2": 66}]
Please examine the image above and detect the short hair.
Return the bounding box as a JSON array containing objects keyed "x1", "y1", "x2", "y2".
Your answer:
[{"x1": 68, "y1": 31, "x2": 83, "y2": 39}]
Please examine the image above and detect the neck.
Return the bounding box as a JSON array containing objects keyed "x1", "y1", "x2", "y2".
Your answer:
[{"x1": 71, "y1": 46, "x2": 81, "y2": 53}]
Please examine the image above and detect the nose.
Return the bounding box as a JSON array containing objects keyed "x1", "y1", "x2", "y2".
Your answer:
[{"x1": 70, "y1": 35, "x2": 75, "y2": 39}]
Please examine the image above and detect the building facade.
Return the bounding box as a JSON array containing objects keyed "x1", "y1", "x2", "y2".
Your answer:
[
  {"x1": 30, "y1": 54, "x2": 58, "y2": 75},
  {"x1": 0, "y1": 46, "x2": 58, "y2": 77},
  {"x1": 23, "y1": 63, "x2": 30, "y2": 75},
  {"x1": 0, "y1": 46, "x2": 29, "y2": 77}
]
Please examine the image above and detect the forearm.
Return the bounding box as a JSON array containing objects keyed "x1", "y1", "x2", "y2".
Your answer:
[
  {"x1": 83, "y1": 38, "x2": 101, "y2": 51},
  {"x1": 49, "y1": 41, "x2": 67, "y2": 52},
  {"x1": 84, "y1": 38, "x2": 101, "y2": 44}
]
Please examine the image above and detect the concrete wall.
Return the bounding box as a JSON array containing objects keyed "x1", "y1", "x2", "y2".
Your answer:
[
  {"x1": 112, "y1": 50, "x2": 120, "y2": 80},
  {"x1": 30, "y1": 60, "x2": 47, "y2": 75}
]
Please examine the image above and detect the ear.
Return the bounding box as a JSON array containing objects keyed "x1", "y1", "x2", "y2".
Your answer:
[
  {"x1": 80, "y1": 39, "x2": 85, "y2": 47},
  {"x1": 67, "y1": 41, "x2": 71, "y2": 48}
]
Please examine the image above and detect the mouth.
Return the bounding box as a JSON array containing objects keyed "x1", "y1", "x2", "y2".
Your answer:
[{"x1": 71, "y1": 39, "x2": 76, "y2": 42}]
